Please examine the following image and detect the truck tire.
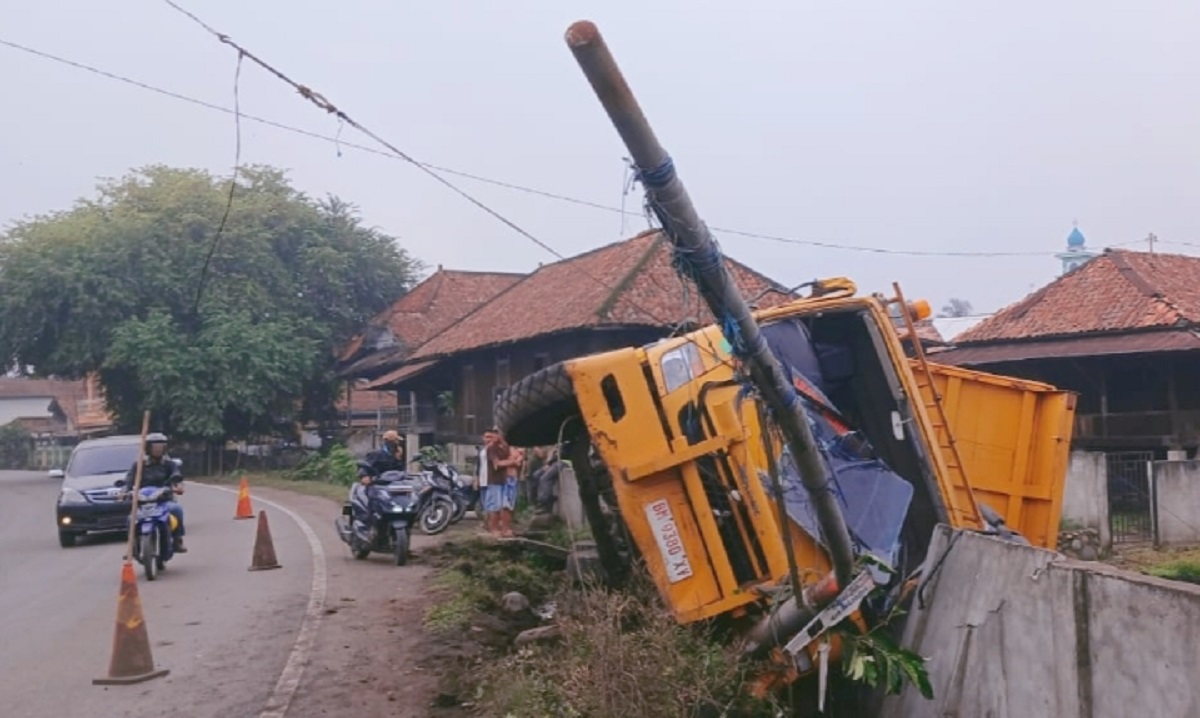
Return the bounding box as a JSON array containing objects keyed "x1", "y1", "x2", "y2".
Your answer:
[{"x1": 494, "y1": 361, "x2": 581, "y2": 446}]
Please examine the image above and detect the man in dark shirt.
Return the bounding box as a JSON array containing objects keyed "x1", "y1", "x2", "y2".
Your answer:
[
  {"x1": 125, "y1": 432, "x2": 187, "y2": 553},
  {"x1": 359, "y1": 430, "x2": 406, "y2": 484}
]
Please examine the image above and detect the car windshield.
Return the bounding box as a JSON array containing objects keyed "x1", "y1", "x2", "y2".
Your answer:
[{"x1": 68, "y1": 443, "x2": 139, "y2": 477}]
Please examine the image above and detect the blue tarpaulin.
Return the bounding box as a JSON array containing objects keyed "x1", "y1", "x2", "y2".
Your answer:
[{"x1": 759, "y1": 318, "x2": 913, "y2": 569}]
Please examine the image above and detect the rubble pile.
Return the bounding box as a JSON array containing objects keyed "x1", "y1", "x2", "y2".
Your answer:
[{"x1": 1058, "y1": 528, "x2": 1103, "y2": 561}]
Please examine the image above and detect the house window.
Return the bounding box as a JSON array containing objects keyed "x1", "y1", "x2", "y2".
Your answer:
[{"x1": 533, "y1": 353, "x2": 550, "y2": 372}]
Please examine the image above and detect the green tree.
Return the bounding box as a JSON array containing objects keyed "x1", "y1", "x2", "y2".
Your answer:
[
  {"x1": 0, "y1": 165, "x2": 421, "y2": 439},
  {"x1": 0, "y1": 423, "x2": 33, "y2": 469}
]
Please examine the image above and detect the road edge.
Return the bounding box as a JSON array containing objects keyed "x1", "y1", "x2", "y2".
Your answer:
[{"x1": 194, "y1": 483, "x2": 327, "y2": 718}]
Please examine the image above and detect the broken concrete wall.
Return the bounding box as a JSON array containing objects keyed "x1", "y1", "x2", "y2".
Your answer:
[
  {"x1": 1061, "y1": 450, "x2": 1109, "y2": 551},
  {"x1": 555, "y1": 462, "x2": 585, "y2": 529},
  {"x1": 884, "y1": 525, "x2": 1200, "y2": 718},
  {"x1": 1151, "y1": 460, "x2": 1200, "y2": 546}
]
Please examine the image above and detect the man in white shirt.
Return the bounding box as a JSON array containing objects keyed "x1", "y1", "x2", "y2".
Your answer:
[{"x1": 476, "y1": 429, "x2": 494, "y2": 533}]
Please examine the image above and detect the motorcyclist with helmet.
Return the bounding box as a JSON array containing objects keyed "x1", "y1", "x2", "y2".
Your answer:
[
  {"x1": 358, "y1": 429, "x2": 407, "y2": 484},
  {"x1": 125, "y1": 432, "x2": 187, "y2": 553}
]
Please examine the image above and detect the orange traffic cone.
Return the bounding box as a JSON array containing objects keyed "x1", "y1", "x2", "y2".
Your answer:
[
  {"x1": 93, "y1": 561, "x2": 170, "y2": 685},
  {"x1": 248, "y1": 510, "x2": 282, "y2": 571},
  {"x1": 234, "y1": 476, "x2": 254, "y2": 520}
]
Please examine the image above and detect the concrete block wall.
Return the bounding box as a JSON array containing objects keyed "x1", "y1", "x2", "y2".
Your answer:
[
  {"x1": 1151, "y1": 460, "x2": 1200, "y2": 546},
  {"x1": 884, "y1": 526, "x2": 1200, "y2": 718},
  {"x1": 1060, "y1": 450, "x2": 1110, "y2": 551}
]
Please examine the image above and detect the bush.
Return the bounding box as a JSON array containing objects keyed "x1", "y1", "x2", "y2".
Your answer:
[
  {"x1": 0, "y1": 423, "x2": 33, "y2": 469},
  {"x1": 287, "y1": 443, "x2": 358, "y2": 485}
]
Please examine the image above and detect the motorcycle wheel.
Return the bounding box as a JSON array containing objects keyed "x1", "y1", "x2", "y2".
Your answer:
[
  {"x1": 394, "y1": 527, "x2": 409, "y2": 566},
  {"x1": 141, "y1": 532, "x2": 157, "y2": 581},
  {"x1": 420, "y1": 498, "x2": 454, "y2": 535}
]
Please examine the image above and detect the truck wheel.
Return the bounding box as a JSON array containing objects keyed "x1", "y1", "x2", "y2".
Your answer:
[
  {"x1": 566, "y1": 438, "x2": 627, "y2": 587},
  {"x1": 58, "y1": 531, "x2": 76, "y2": 548},
  {"x1": 494, "y1": 362, "x2": 581, "y2": 446}
]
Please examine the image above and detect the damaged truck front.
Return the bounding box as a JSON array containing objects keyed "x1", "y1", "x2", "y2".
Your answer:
[{"x1": 495, "y1": 279, "x2": 1076, "y2": 697}]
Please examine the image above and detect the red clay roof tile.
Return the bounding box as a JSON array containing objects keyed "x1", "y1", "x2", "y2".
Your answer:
[
  {"x1": 338, "y1": 269, "x2": 522, "y2": 362},
  {"x1": 407, "y1": 230, "x2": 792, "y2": 361},
  {"x1": 955, "y1": 249, "x2": 1200, "y2": 344}
]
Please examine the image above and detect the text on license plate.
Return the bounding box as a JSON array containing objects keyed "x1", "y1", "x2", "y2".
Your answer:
[{"x1": 644, "y1": 498, "x2": 693, "y2": 583}]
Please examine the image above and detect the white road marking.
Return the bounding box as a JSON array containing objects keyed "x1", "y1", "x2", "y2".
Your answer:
[{"x1": 195, "y1": 483, "x2": 327, "y2": 718}]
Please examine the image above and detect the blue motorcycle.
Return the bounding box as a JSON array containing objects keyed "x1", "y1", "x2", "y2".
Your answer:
[{"x1": 130, "y1": 485, "x2": 178, "y2": 581}]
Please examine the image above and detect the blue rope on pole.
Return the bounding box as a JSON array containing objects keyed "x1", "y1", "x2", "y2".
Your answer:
[{"x1": 635, "y1": 154, "x2": 676, "y2": 189}]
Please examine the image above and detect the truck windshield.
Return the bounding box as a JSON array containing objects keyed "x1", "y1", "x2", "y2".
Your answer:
[{"x1": 68, "y1": 444, "x2": 139, "y2": 477}]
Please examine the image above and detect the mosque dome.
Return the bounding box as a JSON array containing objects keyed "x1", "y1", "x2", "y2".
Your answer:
[{"x1": 1067, "y1": 227, "x2": 1086, "y2": 248}]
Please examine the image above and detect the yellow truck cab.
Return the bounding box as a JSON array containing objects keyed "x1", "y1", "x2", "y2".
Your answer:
[{"x1": 495, "y1": 279, "x2": 1075, "y2": 665}]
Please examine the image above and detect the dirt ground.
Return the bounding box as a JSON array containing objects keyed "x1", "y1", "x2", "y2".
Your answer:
[{"x1": 238, "y1": 485, "x2": 487, "y2": 718}]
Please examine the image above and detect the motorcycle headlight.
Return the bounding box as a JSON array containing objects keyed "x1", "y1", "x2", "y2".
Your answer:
[{"x1": 59, "y1": 487, "x2": 88, "y2": 506}]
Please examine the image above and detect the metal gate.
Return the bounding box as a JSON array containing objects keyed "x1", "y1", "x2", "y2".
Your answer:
[{"x1": 1106, "y1": 451, "x2": 1155, "y2": 544}]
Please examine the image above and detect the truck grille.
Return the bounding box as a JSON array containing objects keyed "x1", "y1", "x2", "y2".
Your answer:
[{"x1": 679, "y1": 402, "x2": 766, "y2": 586}]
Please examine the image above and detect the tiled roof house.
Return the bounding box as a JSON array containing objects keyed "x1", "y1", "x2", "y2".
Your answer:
[
  {"x1": 0, "y1": 375, "x2": 113, "y2": 436},
  {"x1": 354, "y1": 229, "x2": 794, "y2": 441},
  {"x1": 933, "y1": 249, "x2": 1200, "y2": 453},
  {"x1": 333, "y1": 268, "x2": 523, "y2": 432},
  {"x1": 936, "y1": 249, "x2": 1200, "y2": 366}
]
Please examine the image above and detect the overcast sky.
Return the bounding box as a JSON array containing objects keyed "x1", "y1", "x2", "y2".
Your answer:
[{"x1": 4, "y1": 1, "x2": 1198, "y2": 315}]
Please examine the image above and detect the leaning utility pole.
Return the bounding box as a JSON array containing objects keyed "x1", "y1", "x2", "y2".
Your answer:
[{"x1": 564, "y1": 21, "x2": 856, "y2": 590}]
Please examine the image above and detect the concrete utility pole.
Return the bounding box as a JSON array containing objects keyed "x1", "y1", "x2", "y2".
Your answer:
[
  {"x1": 564, "y1": 20, "x2": 856, "y2": 590},
  {"x1": 1147, "y1": 232, "x2": 1157, "y2": 254}
]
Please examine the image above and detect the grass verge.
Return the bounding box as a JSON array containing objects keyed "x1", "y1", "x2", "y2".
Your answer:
[
  {"x1": 421, "y1": 536, "x2": 780, "y2": 718},
  {"x1": 1108, "y1": 545, "x2": 1200, "y2": 586}
]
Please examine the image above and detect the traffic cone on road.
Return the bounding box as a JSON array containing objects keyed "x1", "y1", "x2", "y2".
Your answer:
[
  {"x1": 248, "y1": 510, "x2": 282, "y2": 571},
  {"x1": 93, "y1": 561, "x2": 170, "y2": 685},
  {"x1": 234, "y1": 476, "x2": 254, "y2": 520}
]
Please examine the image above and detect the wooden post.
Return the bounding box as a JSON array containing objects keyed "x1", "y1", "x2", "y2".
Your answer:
[{"x1": 123, "y1": 410, "x2": 152, "y2": 560}]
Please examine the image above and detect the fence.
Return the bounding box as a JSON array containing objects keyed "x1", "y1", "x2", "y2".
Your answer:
[
  {"x1": 1106, "y1": 451, "x2": 1155, "y2": 543},
  {"x1": 1061, "y1": 451, "x2": 1200, "y2": 550}
]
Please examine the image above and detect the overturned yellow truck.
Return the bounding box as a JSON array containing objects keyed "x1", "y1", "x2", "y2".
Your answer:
[{"x1": 495, "y1": 278, "x2": 1075, "y2": 695}]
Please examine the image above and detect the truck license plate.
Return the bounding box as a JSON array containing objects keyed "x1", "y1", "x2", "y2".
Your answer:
[{"x1": 644, "y1": 498, "x2": 693, "y2": 583}]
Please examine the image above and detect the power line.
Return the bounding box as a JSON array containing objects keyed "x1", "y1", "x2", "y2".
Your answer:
[
  {"x1": 2, "y1": 35, "x2": 1077, "y2": 260},
  {"x1": 192, "y1": 50, "x2": 243, "y2": 314},
  {"x1": 161, "y1": 0, "x2": 571, "y2": 262}
]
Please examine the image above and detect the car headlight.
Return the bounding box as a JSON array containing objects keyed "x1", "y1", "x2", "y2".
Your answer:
[{"x1": 59, "y1": 487, "x2": 89, "y2": 506}]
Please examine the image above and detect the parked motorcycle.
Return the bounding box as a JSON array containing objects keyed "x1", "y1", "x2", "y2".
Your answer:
[
  {"x1": 128, "y1": 485, "x2": 179, "y2": 581},
  {"x1": 420, "y1": 458, "x2": 476, "y2": 526},
  {"x1": 417, "y1": 467, "x2": 457, "y2": 535}
]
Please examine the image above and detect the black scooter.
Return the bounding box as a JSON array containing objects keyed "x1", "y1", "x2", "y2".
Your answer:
[
  {"x1": 334, "y1": 467, "x2": 427, "y2": 566},
  {"x1": 421, "y1": 459, "x2": 476, "y2": 526}
]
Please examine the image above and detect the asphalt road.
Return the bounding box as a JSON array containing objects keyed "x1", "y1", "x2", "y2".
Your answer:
[{"x1": 0, "y1": 470, "x2": 313, "y2": 718}]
